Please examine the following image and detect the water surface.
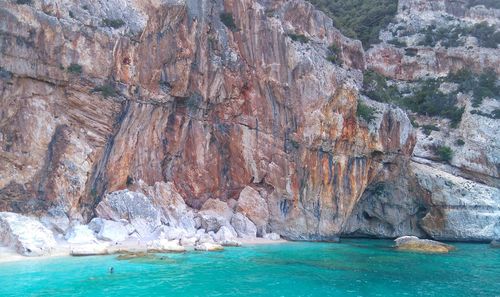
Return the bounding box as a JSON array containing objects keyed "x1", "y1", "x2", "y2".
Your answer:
[{"x1": 0, "y1": 239, "x2": 498, "y2": 297}]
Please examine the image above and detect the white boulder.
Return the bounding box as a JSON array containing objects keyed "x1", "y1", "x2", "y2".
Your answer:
[
  {"x1": 65, "y1": 224, "x2": 98, "y2": 244},
  {"x1": 89, "y1": 218, "x2": 130, "y2": 243},
  {"x1": 231, "y1": 212, "x2": 257, "y2": 238},
  {"x1": 0, "y1": 212, "x2": 57, "y2": 256},
  {"x1": 194, "y1": 242, "x2": 224, "y2": 251},
  {"x1": 147, "y1": 239, "x2": 186, "y2": 252}
]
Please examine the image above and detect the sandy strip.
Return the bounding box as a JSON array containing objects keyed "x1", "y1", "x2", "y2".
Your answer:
[{"x1": 0, "y1": 238, "x2": 289, "y2": 263}]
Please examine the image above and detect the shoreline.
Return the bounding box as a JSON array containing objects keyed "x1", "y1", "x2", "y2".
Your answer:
[{"x1": 0, "y1": 238, "x2": 290, "y2": 264}]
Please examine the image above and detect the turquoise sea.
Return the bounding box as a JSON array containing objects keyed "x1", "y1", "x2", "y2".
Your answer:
[{"x1": 0, "y1": 239, "x2": 498, "y2": 297}]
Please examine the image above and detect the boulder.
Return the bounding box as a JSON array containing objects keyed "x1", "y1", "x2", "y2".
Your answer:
[
  {"x1": 198, "y1": 199, "x2": 234, "y2": 233},
  {"x1": 139, "y1": 182, "x2": 197, "y2": 230},
  {"x1": 0, "y1": 212, "x2": 57, "y2": 257},
  {"x1": 70, "y1": 244, "x2": 109, "y2": 256},
  {"x1": 214, "y1": 226, "x2": 241, "y2": 246},
  {"x1": 147, "y1": 239, "x2": 186, "y2": 253},
  {"x1": 180, "y1": 236, "x2": 197, "y2": 247},
  {"x1": 263, "y1": 232, "x2": 281, "y2": 241},
  {"x1": 194, "y1": 242, "x2": 224, "y2": 251},
  {"x1": 65, "y1": 224, "x2": 98, "y2": 244},
  {"x1": 394, "y1": 236, "x2": 455, "y2": 253},
  {"x1": 490, "y1": 240, "x2": 500, "y2": 248},
  {"x1": 196, "y1": 232, "x2": 215, "y2": 244},
  {"x1": 39, "y1": 208, "x2": 70, "y2": 235},
  {"x1": 96, "y1": 190, "x2": 162, "y2": 238},
  {"x1": 236, "y1": 187, "x2": 269, "y2": 235},
  {"x1": 88, "y1": 218, "x2": 130, "y2": 243},
  {"x1": 231, "y1": 212, "x2": 257, "y2": 238}
]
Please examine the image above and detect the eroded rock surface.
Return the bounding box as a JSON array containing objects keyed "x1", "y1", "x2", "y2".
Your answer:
[
  {"x1": 0, "y1": 212, "x2": 57, "y2": 256},
  {"x1": 0, "y1": 0, "x2": 415, "y2": 241}
]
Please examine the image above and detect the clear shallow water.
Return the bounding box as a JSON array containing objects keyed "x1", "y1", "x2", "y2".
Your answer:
[{"x1": 0, "y1": 239, "x2": 498, "y2": 297}]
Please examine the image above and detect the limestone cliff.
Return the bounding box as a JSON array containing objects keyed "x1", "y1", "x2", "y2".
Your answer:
[
  {"x1": 345, "y1": 0, "x2": 500, "y2": 241},
  {"x1": 0, "y1": 0, "x2": 498, "y2": 242},
  {"x1": 0, "y1": 0, "x2": 415, "y2": 240}
]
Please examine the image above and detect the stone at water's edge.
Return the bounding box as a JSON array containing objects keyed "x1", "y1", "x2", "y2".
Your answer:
[
  {"x1": 194, "y1": 242, "x2": 224, "y2": 252},
  {"x1": 0, "y1": 212, "x2": 57, "y2": 256},
  {"x1": 70, "y1": 244, "x2": 109, "y2": 257},
  {"x1": 491, "y1": 240, "x2": 500, "y2": 248},
  {"x1": 394, "y1": 236, "x2": 455, "y2": 253}
]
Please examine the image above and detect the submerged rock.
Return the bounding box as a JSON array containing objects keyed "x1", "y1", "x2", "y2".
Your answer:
[
  {"x1": 194, "y1": 242, "x2": 224, "y2": 251},
  {"x1": 394, "y1": 236, "x2": 455, "y2": 253},
  {"x1": 490, "y1": 240, "x2": 500, "y2": 248},
  {"x1": 0, "y1": 212, "x2": 57, "y2": 256}
]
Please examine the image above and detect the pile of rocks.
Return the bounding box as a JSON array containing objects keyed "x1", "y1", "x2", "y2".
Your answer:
[{"x1": 0, "y1": 182, "x2": 282, "y2": 257}]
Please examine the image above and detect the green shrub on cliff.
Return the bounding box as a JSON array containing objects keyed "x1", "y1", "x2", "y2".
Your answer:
[
  {"x1": 435, "y1": 145, "x2": 453, "y2": 162},
  {"x1": 92, "y1": 84, "x2": 117, "y2": 98},
  {"x1": 220, "y1": 13, "x2": 238, "y2": 32},
  {"x1": 357, "y1": 101, "x2": 377, "y2": 123},
  {"x1": 307, "y1": 0, "x2": 398, "y2": 49},
  {"x1": 287, "y1": 33, "x2": 309, "y2": 44},
  {"x1": 449, "y1": 68, "x2": 499, "y2": 107},
  {"x1": 326, "y1": 44, "x2": 341, "y2": 64},
  {"x1": 16, "y1": 0, "x2": 32, "y2": 4},
  {"x1": 103, "y1": 18, "x2": 125, "y2": 29},
  {"x1": 470, "y1": 22, "x2": 500, "y2": 49},
  {"x1": 67, "y1": 63, "x2": 82, "y2": 74}
]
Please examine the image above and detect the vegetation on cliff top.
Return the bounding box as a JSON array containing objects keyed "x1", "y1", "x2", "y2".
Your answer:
[
  {"x1": 418, "y1": 22, "x2": 500, "y2": 49},
  {"x1": 363, "y1": 68, "x2": 499, "y2": 126},
  {"x1": 307, "y1": 0, "x2": 398, "y2": 49}
]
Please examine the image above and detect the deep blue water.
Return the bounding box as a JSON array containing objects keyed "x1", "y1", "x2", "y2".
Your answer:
[{"x1": 0, "y1": 239, "x2": 498, "y2": 297}]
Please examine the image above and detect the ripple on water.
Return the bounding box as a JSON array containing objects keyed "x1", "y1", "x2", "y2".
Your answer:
[{"x1": 0, "y1": 239, "x2": 499, "y2": 297}]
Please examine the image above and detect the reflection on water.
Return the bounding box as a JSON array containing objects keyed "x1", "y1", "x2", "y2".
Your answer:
[{"x1": 0, "y1": 239, "x2": 499, "y2": 297}]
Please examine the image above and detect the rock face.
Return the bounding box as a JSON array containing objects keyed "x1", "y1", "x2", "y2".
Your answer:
[
  {"x1": 0, "y1": 212, "x2": 57, "y2": 256},
  {"x1": 344, "y1": 0, "x2": 500, "y2": 242},
  {"x1": 394, "y1": 236, "x2": 455, "y2": 253},
  {"x1": 413, "y1": 162, "x2": 500, "y2": 241},
  {"x1": 235, "y1": 187, "x2": 269, "y2": 235},
  {"x1": 0, "y1": 0, "x2": 497, "y2": 243}
]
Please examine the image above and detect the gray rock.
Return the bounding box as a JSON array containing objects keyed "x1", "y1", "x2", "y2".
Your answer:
[
  {"x1": 490, "y1": 240, "x2": 500, "y2": 248},
  {"x1": 413, "y1": 162, "x2": 500, "y2": 241},
  {"x1": 96, "y1": 190, "x2": 163, "y2": 239},
  {"x1": 0, "y1": 212, "x2": 57, "y2": 256},
  {"x1": 263, "y1": 232, "x2": 281, "y2": 241},
  {"x1": 231, "y1": 212, "x2": 257, "y2": 239},
  {"x1": 236, "y1": 187, "x2": 269, "y2": 236},
  {"x1": 88, "y1": 218, "x2": 130, "y2": 242},
  {"x1": 198, "y1": 199, "x2": 234, "y2": 233},
  {"x1": 40, "y1": 207, "x2": 70, "y2": 235}
]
